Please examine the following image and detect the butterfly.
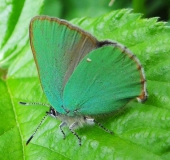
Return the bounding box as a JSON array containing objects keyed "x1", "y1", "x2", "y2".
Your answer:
[{"x1": 20, "y1": 16, "x2": 147, "y2": 146}]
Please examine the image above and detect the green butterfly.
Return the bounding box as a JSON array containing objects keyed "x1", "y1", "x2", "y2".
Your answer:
[{"x1": 20, "y1": 16, "x2": 147, "y2": 146}]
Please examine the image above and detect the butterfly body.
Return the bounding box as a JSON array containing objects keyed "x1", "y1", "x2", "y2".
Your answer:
[{"x1": 23, "y1": 16, "x2": 147, "y2": 145}]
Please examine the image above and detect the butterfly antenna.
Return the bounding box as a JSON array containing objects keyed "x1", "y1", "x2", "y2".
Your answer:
[
  {"x1": 19, "y1": 102, "x2": 51, "y2": 108},
  {"x1": 26, "y1": 114, "x2": 48, "y2": 145}
]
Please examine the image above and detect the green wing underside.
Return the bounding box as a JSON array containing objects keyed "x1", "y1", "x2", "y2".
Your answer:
[
  {"x1": 30, "y1": 16, "x2": 144, "y2": 116},
  {"x1": 30, "y1": 17, "x2": 98, "y2": 114},
  {"x1": 63, "y1": 45, "x2": 143, "y2": 115}
]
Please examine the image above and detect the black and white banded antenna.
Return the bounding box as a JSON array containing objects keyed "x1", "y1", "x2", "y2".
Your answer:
[
  {"x1": 19, "y1": 101, "x2": 51, "y2": 145},
  {"x1": 26, "y1": 114, "x2": 48, "y2": 145},
  {"x1": 19, "y1": 101, "x2": 51, "y2": 108}
]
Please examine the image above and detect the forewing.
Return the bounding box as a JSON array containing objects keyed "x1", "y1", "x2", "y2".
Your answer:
[
  {"x1": 29, "y1": 16, "x2": 98, "y2": 113},
  {"x1": 63, "y1": 44, "x2": 147, "y2": 115}
]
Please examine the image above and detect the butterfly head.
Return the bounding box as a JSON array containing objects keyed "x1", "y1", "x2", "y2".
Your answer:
[{"x1": 46, "y1": 106, "x2": 59, "y2": 118}]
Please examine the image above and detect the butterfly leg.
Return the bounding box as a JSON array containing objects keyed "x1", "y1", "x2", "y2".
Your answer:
[
  {"x1": 84, "y1": 117, "x2": 113, "y2": 134},
  {"x1": 93, "y1": 119, "x2": 113, "y2": 134},
  {"x1": 69, "y1": 122, "x2": 81, "y2": 146},
  {"x1": 59, "y1": 122, "x2": 67, "y2": 139}
]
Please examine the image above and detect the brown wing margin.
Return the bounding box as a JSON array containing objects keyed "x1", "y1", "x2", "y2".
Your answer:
[{"x1": 98, "y1": 40, "x2": 147, "y2": 102}]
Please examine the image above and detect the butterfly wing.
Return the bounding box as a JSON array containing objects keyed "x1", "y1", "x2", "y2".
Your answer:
[
  {"x1": 63, "y1": 43, "x2": 147, "y2": 115},
  {"x1": 29, "y1": 16, "x2": 98, "y2": 113}
]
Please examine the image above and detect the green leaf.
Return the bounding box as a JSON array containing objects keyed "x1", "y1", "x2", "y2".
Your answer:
[
  {"x1": 1, "y1": 7, "x2": 170, "y2": 160},
  {"x1": 0, "y1": 0, "x2": 44, "y2": 69}
]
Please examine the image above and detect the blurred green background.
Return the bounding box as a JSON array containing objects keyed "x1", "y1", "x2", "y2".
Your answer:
[{"x1": 42, "y1": 0, "x2": 170, "y2": 23}]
